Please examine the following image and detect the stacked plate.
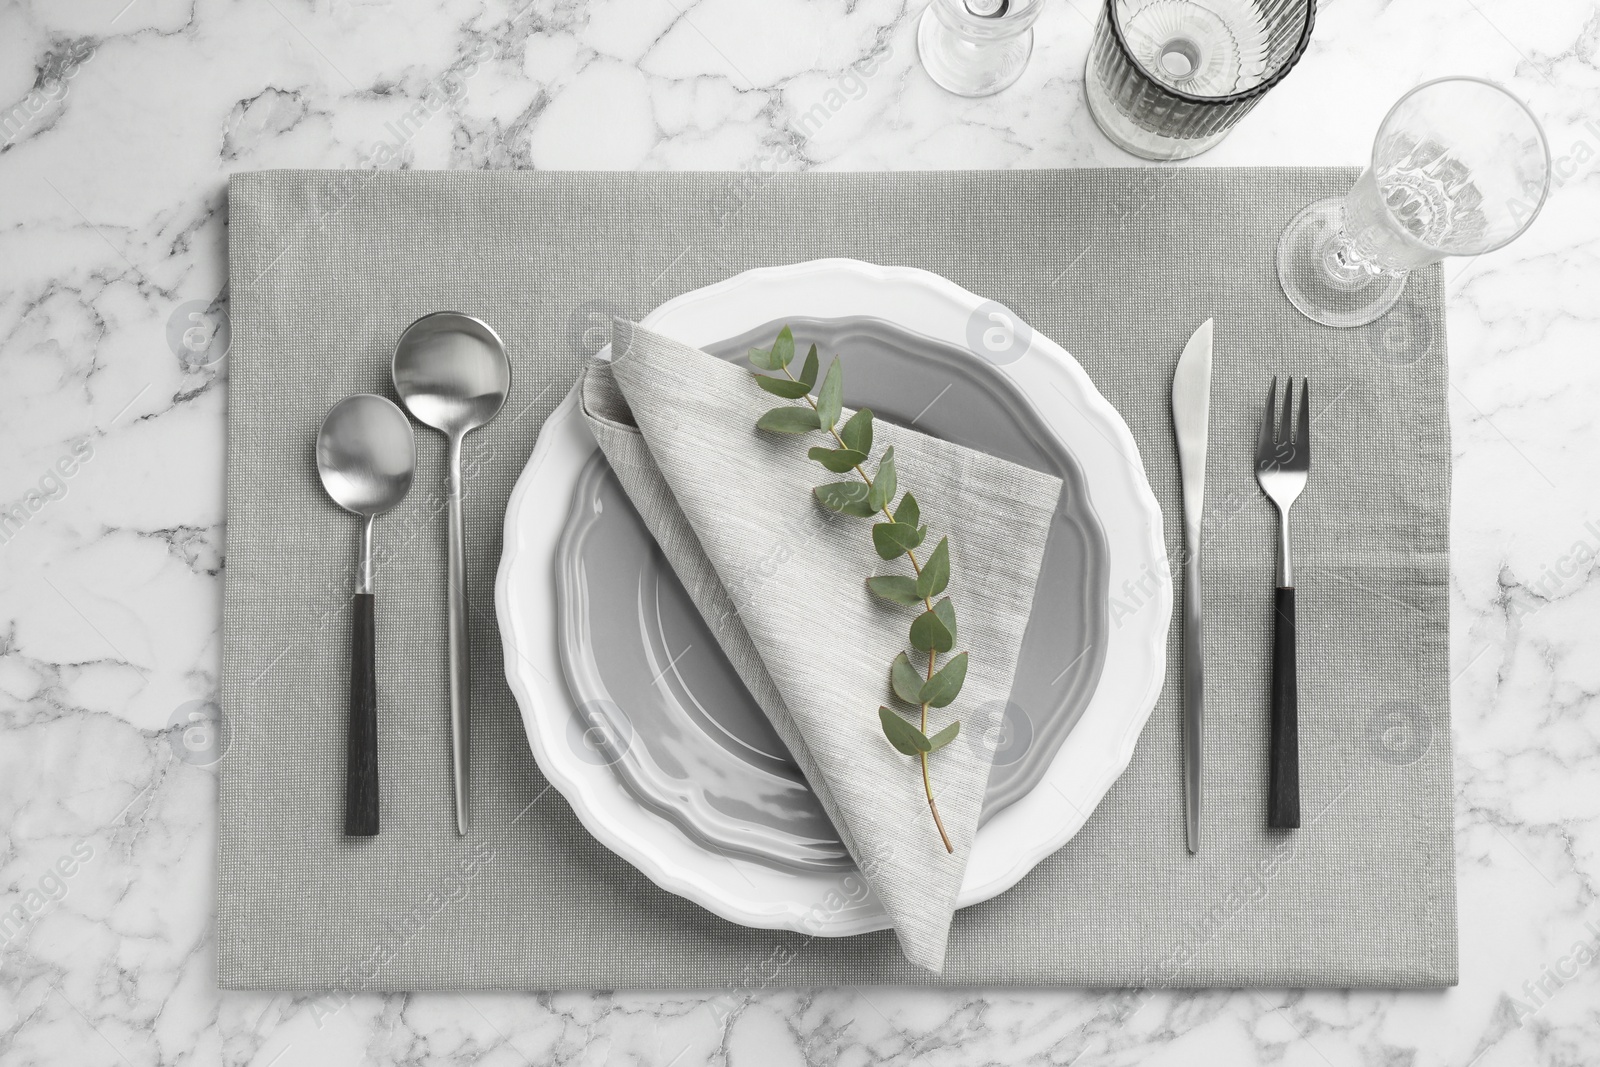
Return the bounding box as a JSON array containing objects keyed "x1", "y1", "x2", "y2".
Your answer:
[{"x1": 495, "y1": 259, "x2": 1170, "y2": 934}]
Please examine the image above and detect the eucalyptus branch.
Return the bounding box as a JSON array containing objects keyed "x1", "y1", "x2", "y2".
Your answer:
[{"x1": 748, "y1": 326, "x2": 968, "y2": 854}]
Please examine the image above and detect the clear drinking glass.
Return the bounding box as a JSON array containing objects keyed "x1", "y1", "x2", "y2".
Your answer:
[
  {"x1": 918, "y1": 0, "x2": 1045, "y2": 98},
  {"x1": 1277, "y1": 77, "x2": 1552, "y2": 328},
  {"x1": 1084, "y1": 0, "x2": 1315, "y2": 160}
]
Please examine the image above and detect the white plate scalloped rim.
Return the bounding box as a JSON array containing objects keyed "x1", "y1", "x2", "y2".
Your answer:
[{"x1": 494, "y1": 259, "x2": 1172, "y2": 935}]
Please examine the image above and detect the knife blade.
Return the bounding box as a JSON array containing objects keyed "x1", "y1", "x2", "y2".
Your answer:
[{"x1": 1172, "y1": 318, "x2": 1213, "y2": 854}]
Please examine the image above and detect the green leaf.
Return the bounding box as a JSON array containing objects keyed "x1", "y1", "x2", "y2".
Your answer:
[
  {"x1": 807, "y1": 446, "x2": 867, "y2": 473},
  {"x1": 867, "y1": 446, "x2": 897, "y2": 512},
  {"x1": 754, "y1": 374, "x2": 812, "y2": 398},
  {"x1": 917, "y1": 537, "x2": 950, "y2": 599},
  {"x1": 771, "y1": 326, "x2": 795, "y2": 368},
  {"x1": 890, "y1": 652, "x2": 925, "y2": 704},
  {"x1": 798, "y1": 345, "x2": 820, "y2": 389},
  {"x1": 866, "y1": 575, "x2": 923, "y2": 606},
  {"x1": 927, "y1": 721, "x2": 960, "y2": 752},
  {"x1": 815, "y1": 481, "x2": 876, "y2": 517},
  {"x1": 757, "y1": 406, "x2": 821, "y2": 433},
  {"x1": 894, "y1": 492, "x2": 920, "y2": 530},
  {"x1": 919, "y1": 651, "x2": 968, "y2": 708},
  {"x1": 872, "y1": 521, "x2": 922, "y2": 560},
  {"x1": 816, "y1": 358, "x2": 843, "y2": 431},
  {"x1": 909, "y1": 606, "x2": 954, "y2": 653},
  {"x1": 932, "y1": 597, "x2": 957, "y2": 646},
  {"x1": 840, "y1": 408, "x2": 873, "y2": 454},
  {"x1": 879, "y1": 707, "x2": 931, "y2": 755},
  {"x1": 748, "y1": 345, "x2": 781, "y2": 371}
]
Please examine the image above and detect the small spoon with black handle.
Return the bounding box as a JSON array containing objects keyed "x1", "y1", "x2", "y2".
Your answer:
[{"x1": 316, "y1": 394, "x2": 416, "y2": 836}]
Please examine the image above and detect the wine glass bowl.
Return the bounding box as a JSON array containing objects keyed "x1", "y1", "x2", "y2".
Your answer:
[
  {"x1": 1277, "y1": 77, "x2": 1552, "y2": 329},
  {"x1": 1372, "y1": 81, "x2": 1551, "y2": 258}
]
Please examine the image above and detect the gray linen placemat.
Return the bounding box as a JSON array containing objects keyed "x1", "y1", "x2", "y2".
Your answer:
[{"x1": 220, "y1": 167, "x2": 1455, "y2": 990}]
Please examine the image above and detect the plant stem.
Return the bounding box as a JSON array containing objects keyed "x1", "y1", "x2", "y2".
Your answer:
[
  {"x1": 783, "y1": 360, "x2": 954, "y2": 854},
  {"x1": 919, "y1": 750, "x2": 953, "y2": 852}
]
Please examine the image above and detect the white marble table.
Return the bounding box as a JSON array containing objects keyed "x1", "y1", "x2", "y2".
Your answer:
[{"x1": 3, "y1": 0, "x2": 1597, "y2": 1062}]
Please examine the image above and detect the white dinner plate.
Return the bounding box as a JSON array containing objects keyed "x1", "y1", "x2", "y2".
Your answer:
[{"x1": 495, "y1": 259, "x2": 1171, "y2": 934}]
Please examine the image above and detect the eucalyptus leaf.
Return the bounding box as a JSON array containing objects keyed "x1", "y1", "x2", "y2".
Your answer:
[
  {"x1": 917, "y1": 537, "x2": 950, "y2": 599},
  {"x1": 807, "y1": 446, "x2": 867, "y2": 473},
  {"x1": 909, "y1": 606, "x2": 954, "y2": 653},
  {"x1": 932, "y1": 597, "x2": 957, "y2": 645},
  {"x1": 815, "y1": 481, "x2": 876, "y2": 517},
  {"x1": 757, "y1": 406, "x2": 821, "y2": 434},
  {"x1": 867, "y1": 446, "x2": 897, "y2": 512},
  {"x1": 816, "y1": 358, "x2": 843, "y2": 431},
  {"x1": 919, "y1": 651, "x2": 968, "y2": 708},
  {"x1": 754, "y1": 374, "x2": 812, "y2": 399},
  {"x1": 890, "y1": 652, "x2": 925, "y2": 704},
  {"x1": 798, "y1": 345, "x2": 820, "y2": 389},
  {"x1": 872, "y1": 521, "x2": 921, "y2": 561},
  {"x1": 894, "y1": 492, "x2": 920, "y2": 530},
  {"x1": 747, "y1": 345, "x2": 781, "y2": 371},
  {"x1": 771, "y1": 325, "x2": 795, "y2": 368},
  {"x1": 927, "y1": 721, "x2": 960, "y2": 751},
  {"x1": 840, "y1": 408, "x2": 873, "y2": 454},
  {"x1": 879, "y1": 707, "x2": 931, "y2": 755},
  {"x1": 866, "y1": 575, "x2": 922, "y2": 606}
]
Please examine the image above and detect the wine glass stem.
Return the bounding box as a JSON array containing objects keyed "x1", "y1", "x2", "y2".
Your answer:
[
  {"x1": 1323, "y1": 236, "x2": 1375, "y2": 285},
  {"x1": 1320, "y1": 217, "x2": 1405, "y2": 292}
]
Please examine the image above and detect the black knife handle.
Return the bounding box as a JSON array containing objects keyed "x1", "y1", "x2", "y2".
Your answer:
[
  {"x1": 1268, "y1": 586, "x2": 1299, "y2": 829},
  {"x1": 346, "y1": 592, "x2": 380, "y2": 836}
]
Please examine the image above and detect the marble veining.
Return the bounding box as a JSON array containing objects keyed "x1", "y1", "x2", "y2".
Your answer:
[{"x1": 2, "y1": 0, "x2": 1598, "y2": 1062}]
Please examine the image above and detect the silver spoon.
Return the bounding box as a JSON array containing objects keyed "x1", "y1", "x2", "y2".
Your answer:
[
  {"x1": 391, "y1": 312, "x2": 511, "y2": 835},
  {"x1": 316, "y1": 394, "x2": 416, "y2": 837}
]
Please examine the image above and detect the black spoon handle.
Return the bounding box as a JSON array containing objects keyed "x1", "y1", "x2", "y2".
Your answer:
[{"x1": 345, "y1": 592, "x2": 380, "y2": 836}]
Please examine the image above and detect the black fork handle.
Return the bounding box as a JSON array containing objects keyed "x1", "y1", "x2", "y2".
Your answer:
[{"x1": 1268, "y1": 586, "x2": 1299, "y2": 829}]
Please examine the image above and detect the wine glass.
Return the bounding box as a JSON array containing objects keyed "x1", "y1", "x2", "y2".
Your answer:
[
  {"x1": 917, "y1": 0, "x2": 1046, "y2": 98},
  {"x1": 1276, "y1": 77, "x2": 1552, "y2": 328}
]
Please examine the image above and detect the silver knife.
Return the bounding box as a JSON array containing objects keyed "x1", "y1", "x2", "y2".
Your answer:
[{"x1": 1171, "y1": 319, "x2": 1213, "y2": 854}]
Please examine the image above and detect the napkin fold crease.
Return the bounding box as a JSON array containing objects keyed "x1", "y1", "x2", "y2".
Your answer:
[{"x1": 579, "y1": 320, "x2": 1061, "y2": 971}]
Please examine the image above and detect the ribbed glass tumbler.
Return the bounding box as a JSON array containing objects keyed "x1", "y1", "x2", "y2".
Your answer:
[{"x1": 1084, "y1": 0, "x2": 1315, "y2": 160}]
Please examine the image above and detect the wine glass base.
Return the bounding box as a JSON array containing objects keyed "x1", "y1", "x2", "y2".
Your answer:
[
  {"x1": 917, "y1": 6, "x2": 1034, "y2": 97},
  {"x1": 1276, "y1": 198, "x2": 1409, "y2": 328}
]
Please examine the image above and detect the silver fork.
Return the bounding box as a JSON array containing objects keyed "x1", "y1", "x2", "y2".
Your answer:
[{"x1": 1254, "y1": 376, "x2": 1309, "y2": 830}]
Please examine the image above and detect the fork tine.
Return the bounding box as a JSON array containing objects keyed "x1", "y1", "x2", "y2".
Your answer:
[
  {"x1": 1279, "y1": 375, "x2": 1295, "y2": 457},
  {"x1": 1257, "y1": 376, "x2": 1277, "y2": 467},
  {"x1": 1295, "y1": 378, "x2": 1310, "y2": 466}
]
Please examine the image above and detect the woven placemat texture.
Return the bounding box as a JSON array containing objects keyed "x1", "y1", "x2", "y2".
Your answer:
[{"x1": 219, "y1": 168, "x2": 1455, "y2": 989}]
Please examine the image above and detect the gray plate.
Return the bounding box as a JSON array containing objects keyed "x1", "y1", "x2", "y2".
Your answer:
[{"x1": 557, "y1": 317, "x2": 1110, "y2": 872}]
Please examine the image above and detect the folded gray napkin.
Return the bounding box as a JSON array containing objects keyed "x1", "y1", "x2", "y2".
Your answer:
[{"x1": 578, "y1": 320, "x2": 1061, "y2": 971}]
